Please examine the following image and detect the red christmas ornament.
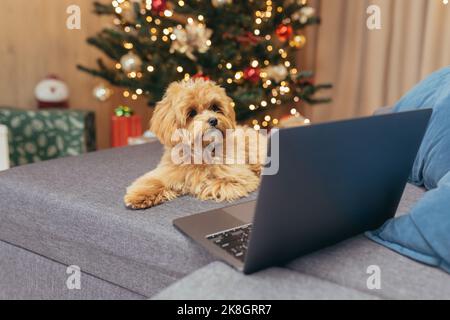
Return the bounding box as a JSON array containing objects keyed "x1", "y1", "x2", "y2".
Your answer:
[
  {"x1": 243, "y1": 67, "x2": 261, "y2": 83},
  {"x1": 192, "y1": 72, "x2": 210, "y2": 81},
  {"x1": 151, "y1": 0, "x2": 167, "y2": 13},
  {"x1": 275, "y1": 24, "x2": 293, "y2": 42}
]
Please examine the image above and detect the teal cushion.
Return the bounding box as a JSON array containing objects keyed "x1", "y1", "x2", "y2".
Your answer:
[
  {"x1": 393, "y1": 66, "x2": 450, "y2": 190},
  {"x1": 366, "y1": 66, "x2": 450, "y2": 273}
]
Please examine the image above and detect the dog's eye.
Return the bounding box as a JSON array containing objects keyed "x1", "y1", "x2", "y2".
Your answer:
[
  {"x1": 188, "y1": 109, "x2": 197, "y2": 118},
  {"x1": 211, "y1": 104, "x2": 222, "y2": 113}
]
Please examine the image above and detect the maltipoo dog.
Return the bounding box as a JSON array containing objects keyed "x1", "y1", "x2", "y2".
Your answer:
[{"x1": 124, "y1": 79, "x2": 266, "y2": 209}]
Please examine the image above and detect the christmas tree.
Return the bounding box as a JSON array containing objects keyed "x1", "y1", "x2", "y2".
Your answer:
[{"x1": 79, "y1": 0, "x2": 331, "y2": 127}]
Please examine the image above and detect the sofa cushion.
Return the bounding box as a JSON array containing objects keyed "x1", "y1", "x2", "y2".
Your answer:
[
  {"x1": 154, "y1": 184, "x2": 450, "y2": 300},
  {"x1": 0, "y1": 142, "x2": 256, "y2": 297},
  {"x1": 152, "y1": 262, "x2": 379, "y2": 300},
  {"x1": 392, "y1": 66, "x2": 450, "y2": 190}
]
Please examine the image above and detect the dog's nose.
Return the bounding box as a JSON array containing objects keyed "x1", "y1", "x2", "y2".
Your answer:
[{"x1": 208, "y1": 117, "x2": 218, "y2": 127}]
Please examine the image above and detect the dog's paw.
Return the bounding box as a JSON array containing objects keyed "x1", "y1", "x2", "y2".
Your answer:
[
  {"x1": 124, "y1": 182, "x2": 177, "y2": 210},
  {"x1": 198, "y1": 176, "x2": 260, "y2": 202}
]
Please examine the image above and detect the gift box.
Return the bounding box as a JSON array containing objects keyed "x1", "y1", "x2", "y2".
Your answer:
[
  {"x1": 111, "y1": 114, "x2": 143, "y2": 148},
  {"x1": 0, "y1": 107, "x2": 96, "y2": 166}
]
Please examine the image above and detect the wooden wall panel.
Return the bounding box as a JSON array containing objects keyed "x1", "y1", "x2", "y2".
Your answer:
[{"x1": 0, "y1": 0, "x2": 152, "y2": 149}]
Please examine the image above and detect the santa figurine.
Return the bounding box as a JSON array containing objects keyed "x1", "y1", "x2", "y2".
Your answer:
[{"x1": 35, "y1": 75, "x2": 69, "y2": 109}]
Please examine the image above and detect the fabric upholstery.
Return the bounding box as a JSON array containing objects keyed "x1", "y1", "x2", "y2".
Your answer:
[
  {"x1": 1, "y1": 142, "x2": 447, "y2": 300},
  {"x1": 0, "y1": 240, "x2": 142, "y2": 300},
  {"x1": 152, "y1": 262, "x2": 379, "y2": 300},
  {"x1": 0, "y1": 142, "x2": 256, "y2": 297}
]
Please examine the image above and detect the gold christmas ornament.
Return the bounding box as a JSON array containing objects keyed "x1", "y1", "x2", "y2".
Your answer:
[
  {"x1": 92, "y1": 83, "x2": 112, "y2": 102},
  {"x1": 211, "y1": 0, "x2": 233, "y2": 8},
  {"x1": 289, "y1": 35, "x2": 306, "y2": 49},
  {"x1": 120, "y1": 52, "x2": 143, "y2": 73}
]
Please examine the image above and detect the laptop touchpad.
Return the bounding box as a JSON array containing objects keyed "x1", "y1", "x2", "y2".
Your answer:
[{"x1": 221, "y1": 201, "x2": 256, "y2": 224}]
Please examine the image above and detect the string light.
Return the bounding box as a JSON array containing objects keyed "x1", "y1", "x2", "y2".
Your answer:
[{"x1": 235, "y1": 71, "x2": 243, "y2": 80}]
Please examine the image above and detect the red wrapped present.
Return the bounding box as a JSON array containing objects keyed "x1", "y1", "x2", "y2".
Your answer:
[{"x1": 111, "y1": 106, "x2": 142, "y2": 147}]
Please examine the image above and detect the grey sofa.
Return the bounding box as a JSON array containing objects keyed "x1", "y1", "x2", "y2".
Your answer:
[{"x1": 0, "y1": 142, "x2": 449, "y2": 300}]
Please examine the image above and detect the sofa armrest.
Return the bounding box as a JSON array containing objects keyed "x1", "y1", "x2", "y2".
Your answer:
[{"x1": 151, "y1": 262, "x2": 378, "y2": 300}]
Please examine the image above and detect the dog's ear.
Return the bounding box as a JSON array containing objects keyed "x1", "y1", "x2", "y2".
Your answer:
[{"x1": 150, "y1": 82, "x2": 182, "y2": 146}]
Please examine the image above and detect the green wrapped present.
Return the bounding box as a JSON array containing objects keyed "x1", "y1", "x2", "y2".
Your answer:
[{"x1": 0, "y1": 107, "x2": 96, "y2": 166}]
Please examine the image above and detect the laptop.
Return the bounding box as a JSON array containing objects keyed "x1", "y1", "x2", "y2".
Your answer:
[{"x1": 173, "y1": 110, "x2": 432, "y2": 274}]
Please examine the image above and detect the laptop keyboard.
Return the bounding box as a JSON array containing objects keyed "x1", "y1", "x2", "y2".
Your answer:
[{"x1": 206, "y1": 224, "x2": 252, "y2": 262}]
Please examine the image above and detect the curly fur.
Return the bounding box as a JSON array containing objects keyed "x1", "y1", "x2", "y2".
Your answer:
[{"x1": 124, "y1": 79, "x2": 265, "y2": 209}]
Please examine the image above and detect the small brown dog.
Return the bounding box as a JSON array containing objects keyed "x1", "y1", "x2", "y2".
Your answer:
[{"x1": 124, "y1": 79, "x2": 265, "y2": 209}]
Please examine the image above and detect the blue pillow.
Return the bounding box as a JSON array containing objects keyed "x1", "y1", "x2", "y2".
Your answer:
[
  {"x1": 366, "y1": 171, "x2": 450, "y2": 273},
  {"x1": 393, "y1": 66, "x2": 450, "y2": 190},
  {"x1": 366, "y1": 66, "x2": 450, "y2": 273}
]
